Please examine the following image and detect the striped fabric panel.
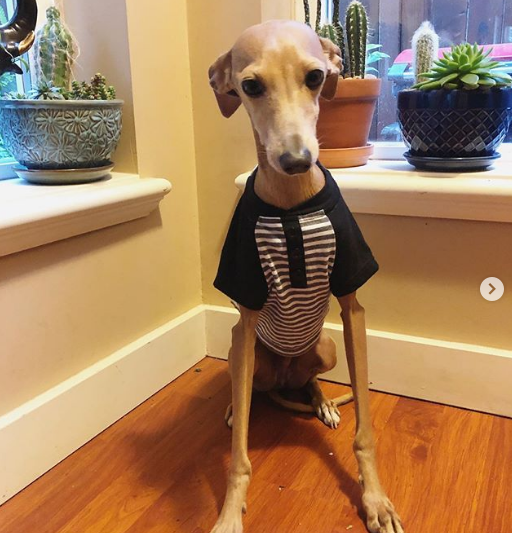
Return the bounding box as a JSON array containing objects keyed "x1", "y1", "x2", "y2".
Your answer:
[{"x1": 255, "y1": 210, "x2": 336, "y2": 357}]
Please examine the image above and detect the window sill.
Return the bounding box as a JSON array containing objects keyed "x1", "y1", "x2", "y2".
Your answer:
[
  {"x1": 235, "y1": 160, "x2": 512, "y2": 223},
  {"x1": 0, "y1": 173, "x2": 172, "y2": 257}
]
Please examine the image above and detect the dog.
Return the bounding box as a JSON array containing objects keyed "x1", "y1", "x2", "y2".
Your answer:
[{"x1": 208, "y1": 20, "x2": 403, "y2": 533}]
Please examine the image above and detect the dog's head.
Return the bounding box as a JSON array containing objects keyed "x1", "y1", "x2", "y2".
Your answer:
[{"x1": 208, "y1": 20, "x2": 341, "y2": 175}]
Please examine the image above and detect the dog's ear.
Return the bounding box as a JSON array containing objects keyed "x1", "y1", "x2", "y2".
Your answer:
[
  {"x1": 318, "y1": 36, "x2": 342, "y2": 100},
  {"x1": 208, "y1": 51, "x2": 242, "y2": 118}
]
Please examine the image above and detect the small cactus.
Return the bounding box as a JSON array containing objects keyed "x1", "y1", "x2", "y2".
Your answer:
[
  {"x1": 303, "y1": 1, "x2": 383, "y2": 79},
  {"x1": 32, "y1": 7, "x2": 77, "y2": 90},
  {"x1": 67, "y1": 73, "x2": 117, "y2": 100},
  {"x1": 315, "y1": 0, "x2": 345, "y2": 58},
  {"x1": 303, "y1": 0, "x2": 311, "y2": 27},
  {"x1": 412, "y1": 21, "x2": 439, "y2": 84},
  {"x1": 346, "y1": 1, "x2": 368, "y2": 78},
  {"x1": 332, "y1": 0, "x2": 348, "y2": 77},
  {"x1": 315, "y1": 0, "x2": 322, "y2": 33}
]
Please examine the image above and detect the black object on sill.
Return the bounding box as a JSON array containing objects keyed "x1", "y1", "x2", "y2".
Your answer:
[{"x1": 0, "y1": 0, "x2": 38, "y2": 76}]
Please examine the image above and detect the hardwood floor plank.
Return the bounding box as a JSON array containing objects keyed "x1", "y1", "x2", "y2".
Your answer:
[{"x1": 468, "y1": 414, "x2": 512, "y2": 533}]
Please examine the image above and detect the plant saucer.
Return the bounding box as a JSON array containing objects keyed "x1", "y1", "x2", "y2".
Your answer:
[
  {"x1": 403, "y1": 152, "x2": 500, "y2": 172},
  {"x1": 12, "y1": 163, "x2": 114, "y2": 185}
]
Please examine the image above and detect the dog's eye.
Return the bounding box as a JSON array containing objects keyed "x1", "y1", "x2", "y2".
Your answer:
[
  {"x1": 241, "y1": 79, "x2": 265, "y2": 98},
  {"x1": 305, "y1": 69, "x2": 325, "y2": 89}
]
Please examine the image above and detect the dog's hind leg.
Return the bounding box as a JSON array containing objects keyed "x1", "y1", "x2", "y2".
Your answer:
[
  {"x1": 266, "y1": 331, "x2": 353, "y2": 428},
  {"x1": 307, "y1": 377, "x2": 346, "y2": 429}
]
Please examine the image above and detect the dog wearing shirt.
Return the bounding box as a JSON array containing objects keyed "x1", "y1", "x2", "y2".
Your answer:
[{"x1": 208, "y1": 20, "x2": 403, "y2": 533}]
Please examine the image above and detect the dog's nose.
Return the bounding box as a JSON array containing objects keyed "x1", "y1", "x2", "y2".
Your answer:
[{"x1": 279, "y1": 149, "x2": 312, "y2": 175}]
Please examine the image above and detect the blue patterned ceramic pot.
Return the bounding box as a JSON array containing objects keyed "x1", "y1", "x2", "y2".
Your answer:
[
  {"x1": 397, "y1": 88, "x2": 512, "y2": 158},
  {"x1": 0, "y1": 99, "x2": 123, "y2": 169}
]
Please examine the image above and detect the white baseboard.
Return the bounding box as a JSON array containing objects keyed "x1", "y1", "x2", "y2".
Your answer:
[
  {"x1": 0, "y1": 306, "x2": 206, "y2": 505},
  {"x1": 205, "y1": 305, "x2": 512, "y2": 418}
]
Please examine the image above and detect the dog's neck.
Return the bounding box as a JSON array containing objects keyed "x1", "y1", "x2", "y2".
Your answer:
[{"x1": 253, "y1": 133, "x2": 325, "y2": 210}]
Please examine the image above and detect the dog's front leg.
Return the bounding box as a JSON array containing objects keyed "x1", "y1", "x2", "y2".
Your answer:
[
  {"x1": 211, "y1": 306, "x2": 259, "y2": 533},
  {"x1": 338, "y1": 292, "x2": 404, "y2": 533}
]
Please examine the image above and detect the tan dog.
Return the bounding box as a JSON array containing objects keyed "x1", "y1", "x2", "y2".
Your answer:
[{"x1": 208, "y1": 20, "x2": 403, "y2": 533}]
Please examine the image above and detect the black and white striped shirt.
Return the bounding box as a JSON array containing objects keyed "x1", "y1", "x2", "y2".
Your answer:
[{"x1": 215, "y1": 164, "x2": 378, "y2": 358}]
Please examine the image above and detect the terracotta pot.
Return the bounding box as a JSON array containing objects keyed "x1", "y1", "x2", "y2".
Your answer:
[{"x1": 317, "y1": 78, "x2": 381, "y2": 168}]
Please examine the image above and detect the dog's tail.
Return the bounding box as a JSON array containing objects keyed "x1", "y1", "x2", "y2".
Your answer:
[{"x1": 267, "y1": 391, "x2": 353, "y2": 413}]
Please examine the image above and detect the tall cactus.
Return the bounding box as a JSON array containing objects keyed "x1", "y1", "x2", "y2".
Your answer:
[
  {"x1": 345, "y1": 1, "x2": 368, "y2": 78},
  {"x1": 412, "y1": 21, "x2": 439, "y2": 84},
  {"x1": 32, "y1": 7, "x2": 77, "y2": 90}
]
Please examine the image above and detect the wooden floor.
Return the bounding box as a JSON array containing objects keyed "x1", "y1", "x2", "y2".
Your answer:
[{"x1": 0, "y1": 357, "x2": 510, "y2": 533}]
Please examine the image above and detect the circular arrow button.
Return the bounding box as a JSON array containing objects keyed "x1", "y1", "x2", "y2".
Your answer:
[{"x1": 480, "y1": 277, "x2": 504, "y2": 301}]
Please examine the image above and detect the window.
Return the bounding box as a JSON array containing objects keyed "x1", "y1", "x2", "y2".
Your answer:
[
  {"x1": 0, "y1": 0, "x2": 32, "y2": 173},
  {"x1": 294, "y1": 0, "x2": 512, "y2": 146}
]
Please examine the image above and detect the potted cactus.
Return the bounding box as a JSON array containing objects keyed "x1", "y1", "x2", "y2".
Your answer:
[
  {"x1": 0, "y1": 7, "x2": 123, "y2": 184},
  {"x1": 398, "y1": 22, "x2": 512, "y2": 171},
  {"x1": 305, "y1": 0, "x2": 388, "y2": 168}
]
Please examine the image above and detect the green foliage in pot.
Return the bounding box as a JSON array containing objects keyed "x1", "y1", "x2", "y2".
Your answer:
[
  {"x1": 4, "y1": 73, "x2": 117, "y2": 101},
  {"x1": 303, "y1": 0, "x2": 389, "y2": 78},
  {"x1": 412, "y1": 43, "x2": 512, "y2": 90},
  {"x1": 67, "y1": 73, "x2": 117, "y2": 100}
]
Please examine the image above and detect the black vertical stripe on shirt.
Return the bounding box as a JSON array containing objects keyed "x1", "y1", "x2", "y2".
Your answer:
[{"x1": 281, "y1": 215, "x2": 307, "y2": 289}]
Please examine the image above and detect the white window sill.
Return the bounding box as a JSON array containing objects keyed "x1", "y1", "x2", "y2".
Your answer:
[
  {"x1": 235, "y1": 160, "x2": 512, "y2": 224},
  {"x1": 0, "y1": 173, "x2": 172, "y2": 257}
]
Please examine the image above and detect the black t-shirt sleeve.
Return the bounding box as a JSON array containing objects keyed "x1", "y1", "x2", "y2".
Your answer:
[
  {"x1": 214, "y1": 200, "x2": 269, "y2": 310},
  {"x1": 327, "y1": 197, "x2": 379, "y2": 297}
]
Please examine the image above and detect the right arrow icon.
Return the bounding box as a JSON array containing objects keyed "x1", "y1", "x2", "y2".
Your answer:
[{"x1": 480, "y1": 277, "x2": 504, "y2": 301}]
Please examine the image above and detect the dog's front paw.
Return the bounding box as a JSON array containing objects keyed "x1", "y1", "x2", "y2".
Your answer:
[
  {"x1": 362, "y1": 492, "x2": 404, "y2": 533},
  {"x1": 314, "y1": 399, "x2": 340, "y2": 429},
  {"x1": 210, "y1": 514, "x2": 243, "y2": 533}
]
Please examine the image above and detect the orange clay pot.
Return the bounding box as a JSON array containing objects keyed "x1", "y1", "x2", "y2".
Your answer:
[{"x1": 317, "y1": 77, "x2": 381, "y2": 168}]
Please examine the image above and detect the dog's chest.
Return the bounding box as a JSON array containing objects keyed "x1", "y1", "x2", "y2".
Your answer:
[{"x1": 254, "y1": 210, "x2": 336, "y2": 357}]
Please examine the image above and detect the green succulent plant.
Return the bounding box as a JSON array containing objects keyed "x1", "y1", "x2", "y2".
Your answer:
[
  {"x1": 28, "y1": 80, "x2": 66, "y2": 100},
  {"x1": 66, "y1": 73, "x2": 117, "y2": 100},
  {"x1": 412, "y1": 43, "x2": 512, "y2": 90}
]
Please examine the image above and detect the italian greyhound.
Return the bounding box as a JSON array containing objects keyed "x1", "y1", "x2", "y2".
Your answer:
[{"x1": 208, "y1": 20, "x2": 403, "y2": 533}]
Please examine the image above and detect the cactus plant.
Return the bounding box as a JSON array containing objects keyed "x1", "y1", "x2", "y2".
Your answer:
[
  {"x1": 67, "y1": 73, "x2": 117, "y2": 100},
  {"x1": 412, "y1": 21, "x2": 439, "y2": 84},
  {"x1": 345, "y1": 1, "x2": 367, "y2": 78},
  {"x1": 303, "y1": 0, "x2": 311, "y2": 27},
  {"x1": 412, "y1": 43, "x2": 512, "y2": 90},
  {"x1": 32, "y1": 7, "x2": 77, "y2": 90},
  {"x1": 312, "y1": 0, "x2": 345, "y2": 61},
  {"x1": 304, "y1": 1, "x2": 377, "y2": 79}
]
